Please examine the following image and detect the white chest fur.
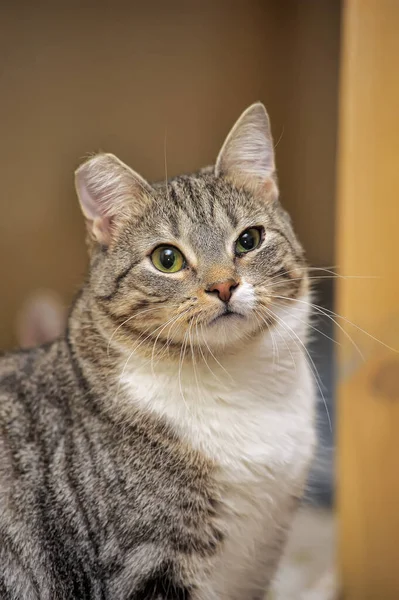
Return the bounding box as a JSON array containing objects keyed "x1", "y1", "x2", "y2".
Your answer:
[{"x1": 120, "y1": 302, "x2": 316, "y2": 599}]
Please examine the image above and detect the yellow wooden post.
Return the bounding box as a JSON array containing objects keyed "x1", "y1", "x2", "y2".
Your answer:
[{"x1": 336, "y1": 1, "x2": 399, "y2": 598}]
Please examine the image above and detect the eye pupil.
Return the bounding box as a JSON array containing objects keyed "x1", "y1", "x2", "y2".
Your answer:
[
  {"x1": 239, "y1": 232, "x2": 255, "y2": 250},
  {"x1": 160, "y1": 248, "x2": 175, "y2": 270},
  {"x1": 151, "y1": 245, "x2": 185, "y2": 273}
]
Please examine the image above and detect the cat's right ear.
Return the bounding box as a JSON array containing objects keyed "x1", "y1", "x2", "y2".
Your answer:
[{"x1": 75, "y1": 153, "x2": 152, "y2": 246}]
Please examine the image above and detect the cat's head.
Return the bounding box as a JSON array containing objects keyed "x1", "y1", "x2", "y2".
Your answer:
[{"x1": 75, "y1": 103, "x2": 307, "y2": 359}]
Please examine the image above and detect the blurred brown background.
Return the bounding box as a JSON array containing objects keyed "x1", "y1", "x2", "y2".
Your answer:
[
  {"x1": 0, "y1": 0, "x2": 340, "y2": 350},
  {"x1": 2, "y1": 2, "x2": 399, "y2": 597}
]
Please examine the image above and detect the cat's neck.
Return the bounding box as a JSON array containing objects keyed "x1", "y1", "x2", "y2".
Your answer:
[{"x1": 116, "y1": 304, "x2": 314, "y2": 464}]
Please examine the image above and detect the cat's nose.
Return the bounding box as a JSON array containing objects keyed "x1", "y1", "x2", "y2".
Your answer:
[{"x1": 206, "y1": 279, "x2": 239, "y2": 303}]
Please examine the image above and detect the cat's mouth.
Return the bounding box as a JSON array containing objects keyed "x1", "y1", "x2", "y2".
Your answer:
[{"x1": 208, "y1": 308, "x2": 245, "y2": 326}]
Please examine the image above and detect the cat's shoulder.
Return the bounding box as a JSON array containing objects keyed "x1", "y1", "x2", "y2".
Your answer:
[
  {"x1": 0, "y1": 339, "x2": 67, "y2": 393},
  {"x1": 0, "y1": 345, "x2": 38, "y2": 381}
]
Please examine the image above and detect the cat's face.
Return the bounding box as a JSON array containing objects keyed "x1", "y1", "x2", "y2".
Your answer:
[{"x1": 75, "y1": 104, "x2": 307, "y2": 358}]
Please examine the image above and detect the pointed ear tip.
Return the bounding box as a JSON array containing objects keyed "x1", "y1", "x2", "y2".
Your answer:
[
  {"x1": 75, "y1": 152, "x2": 113, "y2": 177},
  {"x1": 250, "y1": 101, "x2": 266, "y2": 110},
  {"x1": 244, "y1": 102, "x2": 269, "y2": 120}
]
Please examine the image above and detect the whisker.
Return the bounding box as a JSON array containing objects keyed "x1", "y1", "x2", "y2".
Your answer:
[
  {"x1": 164, "y1": 129, "x2": 171, "y2": 202},
  {"x1": 308, "y1": 266, "x2": 379, "y2": 279},
  {"x1": 262, "y1": 305, "x2": 332, "y2": 432},
  {"x1": 195, "y1": 317, "x2": 224, "y2": 384},
  {"x1": 107, "y1": 305, "x2": 168, "y2": 357},
  {"x1": 116, "y1": 309, "x2": 190, "y2": 401},
  {"x1": 321, "y1": 303, "x2": 398, "y2": 354},
  {"x1": 271, "y1": 301, "x2": 340, "y2": 347},
  {"x1": 199, "y1": 322, "x2": 234, "y2": 383},
  {"x1": 267, "y1": 275, "x2": 380, "y2": 289},
  {"x1": 188, "y1": 320, "x2": 202, "y2": 405},
  {"x1": 253, "y1": 309, "x2": 277, "y2": 371},
  {"x1": 272, "y1": 295, "x2": 366, "y2": 360},
  {"x1": 273, "y1": 124, "x2": 285, "y2": 150},
  {"x1": 140, "y1": 310, "x2": 192, "y2": 371},
  {"x1": 156, "y1": 311, "x2": 188, "y2": 362},
  {"x1": 150, "y1": 312, "x2": 184, "y2": 377},
  {"x1": 266, "y1": 310, "x2": 279, "y2": 371},
  {"x1": 178, "y1": 328, "x2": 191, "y2": 414},
  {"x1": 254, "y1": 309, "x2": 297, "y2": 373},
  {"x1": 267, "y1": 265, "x2": 378, "y2": 285}
]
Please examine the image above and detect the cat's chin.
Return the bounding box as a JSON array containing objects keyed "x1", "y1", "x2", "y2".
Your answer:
[
  {"x1": 208, "y1": 310, "x2": 246, "y2": 327},
  {"x1": 200, "y1": 311, "x2": 261, "y2": 349}
]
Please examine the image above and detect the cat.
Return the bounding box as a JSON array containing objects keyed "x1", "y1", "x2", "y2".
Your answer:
[{"x1": 0, "y1": 102, "x2": 316, "y2": 599}]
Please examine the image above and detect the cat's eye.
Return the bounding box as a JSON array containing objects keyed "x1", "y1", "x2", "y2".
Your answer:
[
  {"x1": 235, "y1": 227, "x2": 262, "y2": 255},
  {"x1": 151, "y1": 246, "x2": 186, "y2": 273}
]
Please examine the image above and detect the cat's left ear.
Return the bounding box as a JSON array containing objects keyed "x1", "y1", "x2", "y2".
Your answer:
[
  {"x1": 75, "y1": 153, "x2": 152, "y2": 246},
  {"x1": 215, "y1": 102, "x2": 276, "y2": 192}
]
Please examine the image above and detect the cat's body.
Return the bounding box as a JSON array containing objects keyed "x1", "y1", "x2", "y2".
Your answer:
[
  {"x1": 0, "y1": 103, "x2": 316, "y2": 599},
  {"x1": 0, "y1": 298, "x2": 313, "y2": 600}
]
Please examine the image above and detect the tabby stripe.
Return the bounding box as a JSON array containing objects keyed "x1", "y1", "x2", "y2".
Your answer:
[
  {"x1": 77, "y1": 420, "x2": 112, "y2": 537},
  {"x1": 169, "y1": 182, "x2": 182, "y2": 210},
  {"x1": 0, "y1": 422, "x2": 23, "y2": 478},
  {"x1": 267, "y1": 227, "x2": 301, "y2": 260},
  {"x1": 95, "y1": 259, "x2": 141, "y2": 302},
  {"x1": 60, "y1": 432, "x2": 104, "y2": 596},
  {"x1": 128, "y1": 280, "x2": 168, "y2": 298},
  {"x1": 64, "y1": 412, "x2": 101, "y2": 562},
  {"x1": 205, "y1": 180, "x2": 216, "y2": 220},
  {"x1": 42, "y1": 382, "x2": 101, "y2": 587},
  {"x1": 184, "y1": 179, "x2": 204, "y2": 221},
  {"x1": 0, "y1": 375, "x2": 39, "y2": 476},
  {"x1": 76, "y1": 424, "x2": 103, "y2": 534},
  {"x1": 65, "y1": 325, "x2": 92, "y2": 399},
  {"x1": 0, "y1": 531, "x2": 41, "y2": 596},
  {"x1": 97, "y1": 302, "x2": 164, "y2": 335},
  {"x1": 0, "y1": 578, "x2": 11, "y2": 600},
  {"x1": 223, "y1": 203, "x2": 239, "y2": 228},
  {"x1": 134, "y1": 564, "x2": 192, "y2": 600},
  {"x1": 269, "y1": 267, "x2": 292, "y2": 280},
  {"x1": 164, "y1": 185, "x2": 180, "y2": 237},
  {"x1": 170, "y1": 180, "x2": 194, "y2": 221},
  {"x1": 36, "y1": 475, "x2": 99, "y2": 598}
]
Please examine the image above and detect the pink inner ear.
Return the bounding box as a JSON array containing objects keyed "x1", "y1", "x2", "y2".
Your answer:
[
  {"x1": 75, "y1": 169, "x2": 114, "y2": 244},
  {"x1": 75, "y1": 153, "x2": 153, "y2": 246},
  {"x1": 75, "y1": 172, "x2": 97, "y2": 221},
  {"x1": 92, "y1": 215, "x2": 113, "y2": 246}
]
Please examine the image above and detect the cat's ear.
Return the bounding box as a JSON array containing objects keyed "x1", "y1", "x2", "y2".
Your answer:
[
  {"x1": 215, "y1": 103, "x2": 276, "y2": 191},
  {"x1": 75, "y1": 153, "x2": 152, "y2": 246}
]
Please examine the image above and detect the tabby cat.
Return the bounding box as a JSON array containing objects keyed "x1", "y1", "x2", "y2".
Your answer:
[{"x1": 0, "y1": 103, "x2": 316, "y2": 599}]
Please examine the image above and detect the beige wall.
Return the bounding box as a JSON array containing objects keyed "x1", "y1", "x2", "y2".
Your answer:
[{"x1": 0, "y1": 1, "x2": 340, "y2": 350}]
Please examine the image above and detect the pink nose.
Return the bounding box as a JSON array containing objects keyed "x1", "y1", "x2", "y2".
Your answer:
[{"x1": 207, "y1": 279, "x2": 239, "y2": 303}]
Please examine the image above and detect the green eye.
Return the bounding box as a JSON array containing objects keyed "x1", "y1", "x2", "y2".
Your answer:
[
  {"x1": 151, "y1": 246, "x2": 185, "y2": 273},
  {"x1": 235, "y1": 227, "x2": 262, "y2": 254}
]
